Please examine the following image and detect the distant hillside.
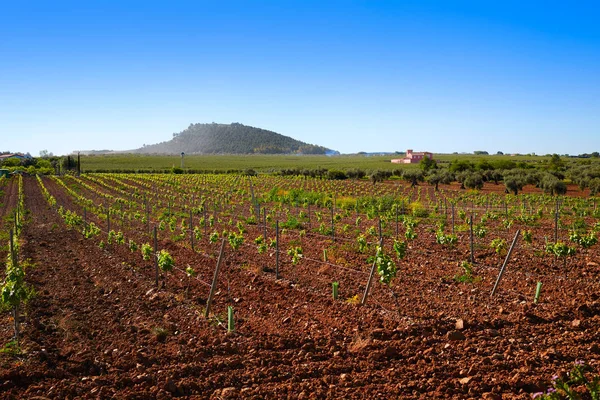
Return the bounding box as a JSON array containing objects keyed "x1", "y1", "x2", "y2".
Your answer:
[{"x1": 134, "y1": 123, "x2": 335, "y2": 155}]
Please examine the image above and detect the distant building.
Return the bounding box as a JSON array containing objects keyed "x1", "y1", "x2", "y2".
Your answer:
[
  {"x1": 391, "y1": 149, "x2": 434, "y2": 164},
  {"x1": 0, "y1": 153, "x2": 32, "y2": 162}
]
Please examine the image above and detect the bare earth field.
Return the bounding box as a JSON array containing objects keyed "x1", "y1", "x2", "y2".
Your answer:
[{"x1": 1, "y1": 176, "x2": 599, "y2": 399}]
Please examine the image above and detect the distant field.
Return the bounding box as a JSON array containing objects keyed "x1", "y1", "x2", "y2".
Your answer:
[{"x1": 80, "y1": 153, "x2": 572, "y2": 173}]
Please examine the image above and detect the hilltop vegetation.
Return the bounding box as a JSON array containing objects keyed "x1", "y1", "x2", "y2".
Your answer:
[{"x1": 135, "y1": 122, "x2": 333, "y2": 155}]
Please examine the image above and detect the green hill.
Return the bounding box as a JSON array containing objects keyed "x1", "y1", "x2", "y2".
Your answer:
[{"x1": 135, "y1": 123, "x2": 335, "y2": 155}]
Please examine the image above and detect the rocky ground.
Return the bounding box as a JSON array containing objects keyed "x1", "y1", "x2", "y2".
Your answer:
[{"x1": 0, "y1": 176, "x2": 599, "y2": 399}]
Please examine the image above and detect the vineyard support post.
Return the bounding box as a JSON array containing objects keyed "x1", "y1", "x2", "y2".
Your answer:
[
  {"x1": 307, "y1": 204, "x2": 311, "y2": 228},
  {"x1": 445, "y1": 198, "x2": 448, "y2": 219},
  {"x1": 378, "y1": 218, "x2": 383, "y2": 243},
  {"x1": 107, "y1": 208, "x2": 110, "y2": 235},
  {"x1": 395, "y1": 205, "x2": 399, "y2": 237},
  {"x1": 262, "y1": 208, "x2": 267, "y2": 270},
  {"x1": 205, "y1": 239, "x2": 226, "y2": 318},
  {"x1": 153, "y1": 226, "x2": 158, "y2": 287},
  {"x1": 83, "y1": 208, "x2": 87, "y2": 227},
  {"x1": 189, "y1": 209, "x2": 194, "y2": 252},
  {"x1": 554, "y1": 200, "x2": 559, "y2": 243},
  {"x1": 490, "y1": 229, "x2": 520, "y2": 297},
  {"x1": 249, "y1": 177, "x2": 255, "y2": 206},
  {"x1": 361, "y1": 240, "x2": 382, "y2": 305},
  {"x1": 451, "y1": 203, "x2": 455, "y2": 234},
  {"x1": 9, "y1": 229, "x2": 16, "y2": 270},
  {"x1": 276, "y1": 220, "x2": 280, "y2": 279},
  {"x1": 331, "y1": 206, "x2": 335, "y2": 242},
  {"x1": 469, "y1": 215, "x2": 474, "y2": 263},
  {"x1": 145, "y1": 196, "x2": 150, "y2": 235},
  {"x1": 9, "y1": 229, "x2": 20, "y2": 342},
  {"x1": 204, "y1": 208, "x2": 208, "y2": 235},
  {"x1": 13, "y1": 303, "x2": 20, "y2": 343},
  {"x1": 262, "y1": 208, "x2": 267, "y2": 240}
]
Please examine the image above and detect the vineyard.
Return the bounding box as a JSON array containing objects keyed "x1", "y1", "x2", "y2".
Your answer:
[{"x1": 1, "y1": 173, "x2": 600, "y2": 398}]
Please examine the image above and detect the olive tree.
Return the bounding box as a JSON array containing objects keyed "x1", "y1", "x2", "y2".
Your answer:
[
  {"x1": 426, "y1": 169, "x2": 454, "y2": 191},
  {"x1": 402, "y1": 170, "x2": 424, "y2": 187},
  {"x1": 539, "y1": 173, "x2": 567, "y2": 195}
]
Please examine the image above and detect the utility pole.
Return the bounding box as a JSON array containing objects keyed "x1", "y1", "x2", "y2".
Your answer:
[{"x1": 181, "y1": 152, "x2": 185, "y2": 169}]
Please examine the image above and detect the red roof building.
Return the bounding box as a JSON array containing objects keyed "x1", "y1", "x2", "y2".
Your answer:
[{"x1": 391, "y1": 149, "x2": 434, "y2": 164}]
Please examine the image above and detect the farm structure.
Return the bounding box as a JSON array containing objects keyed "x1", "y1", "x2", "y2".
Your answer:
[
  {"x1": 391, "y1": 149, "x2": 434, "y2": 164},
  {"x1": 0, "y1": 153, "x2": 32, "y2": 162},
  {"x1": 1, "y1": 173, "x2": 600, "y2": 398}
]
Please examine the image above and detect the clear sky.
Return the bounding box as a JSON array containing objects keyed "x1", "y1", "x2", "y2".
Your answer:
[{"x1": 1, "y1": 1, "x2": 599, "y2": 156}]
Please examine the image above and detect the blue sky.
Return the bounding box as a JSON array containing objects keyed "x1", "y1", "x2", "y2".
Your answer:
[{"x1": 1, "y1": 1, "x2": 599, "y2": 156}]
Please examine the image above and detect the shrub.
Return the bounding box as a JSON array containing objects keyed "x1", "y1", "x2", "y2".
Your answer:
[
  {"x1": 141, "y1": 243, "x2": 153, "y2": 260},
  {"x1": 327, "y1": 170, "x2": 348, "y2": 180},
  {"x1": 454, "y1": 261, "x2": 477, "y2": 283},
  {"x1": 490, "y1": 238, "x2": 507, "y2": 255},
  {"x1": 157, "y1": 250, "x2": 174, "y2": 272},
  {"x1": 436, "y1": 230, "x2": 457, "y2": 246},
  {"x1": 287, "y1": 246, "x2": 303, "y2": 265}
]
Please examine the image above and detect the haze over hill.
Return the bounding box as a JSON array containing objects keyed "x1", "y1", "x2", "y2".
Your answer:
[{"x1": 133, "y1": 123, "x2": 336, "y2": 155}]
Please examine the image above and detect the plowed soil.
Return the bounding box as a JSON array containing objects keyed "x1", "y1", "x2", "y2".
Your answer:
[{"x1": 1, "y1": 176, "x2": 599, "y2": 399}]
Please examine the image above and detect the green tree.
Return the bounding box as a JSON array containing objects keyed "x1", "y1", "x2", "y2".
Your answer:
[
  {"x1": 463, "y1": 171, "x2": 484, "y2": 190},
  {"x1": 419, "y1": 156, "x2": 437, "y2": 172},
  {"x1": 2, "y1": 158, "x2": 20, "y2": 167},
  {"x1": 449, "y1": 159, "x2": 474, "y2": 173},
  {"x1": 426, "y1": 169, "x2": 453, "y2": 191},
  {"x1": 548, "y1": 153, "x2": 565, "y2": 171},
  {"x1": 403, "y1": 170, "x2": 424, "y2": 187},
  {"x1": 539, "y1": 173, "x2": 567, "y2": 195}
]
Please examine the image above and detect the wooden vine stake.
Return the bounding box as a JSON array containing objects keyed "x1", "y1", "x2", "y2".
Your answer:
[
  {"x1": 554, "y1": 199, "x2": 559, "y2": 243},
  {"x1": 262, "y1": 208, "x2": 267, "y2": 240},
  {"x1": 9, "y1": 229, "x2": 20, "y2": 342},
  {"x1": 395, "y1": 205, "x2": 399, "y2": 237},
  {"x1": 469, "y1": 215, "x2": 475, "y2": 263},
  {"x1": 451, "y1": 203, "x2": 455, "y2": 234},
  {"x1": 205, "y1": 239, "x2": 227, "y2": 318},
  {"x1": 490, "y1": 229, "x2": 520, "y2": 297},
  {"x1": 189, "y1": 209, "x2": 194, "y2": 252},
  {"x1": 275, "y1": 220, "x2": 280, "y2": 279},
  {"x1": 262, "y1": 208, "x2": 267, "y2": 271},
  {"x1": 361, "y1": 239, "x2": 383, "y2": 305},
  {"x1": 153, "y1": 226, "x2": 158, "y2": 287},
  {"x1": 248, "y1": 177, "x2": 256, "y2": 208},
  {"x1": 330, "y1": 206, "x2": 335, "y2": 242},
  {"x1": 145, "y1": 196, "x2": 150, "y2": 235}
]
